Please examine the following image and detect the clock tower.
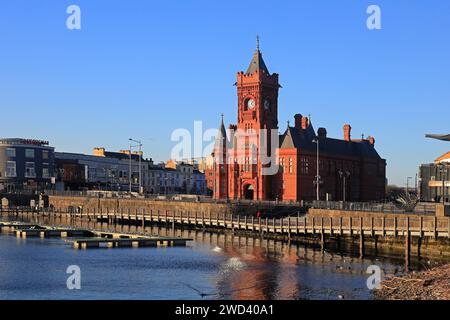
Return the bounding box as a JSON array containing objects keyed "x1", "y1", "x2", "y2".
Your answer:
[{"x1": 232, "y1": 38, "x2": 281, "y2": 200}]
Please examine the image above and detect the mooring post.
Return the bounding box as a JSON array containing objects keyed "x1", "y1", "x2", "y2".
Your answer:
[
  {"x1": 371, "y1": 217, "x2": 374, "y2": 237},
  {"x1": 320, "y1": 229, "x2": 324, "y2": 252},
  {"x1": 349, "y1": 217, "x2": 353, "y2": 236},
  {"x1": 303, "y1": 216, "x2": 307, "y2": 234},
  {"x1": 312, "y1": 217, "x2": 315, "y2": 235},
  {"x1": 321, "y1": 217, "x2": 324, "y2": 238},
  {"x1": 202, "y1": 211, "x2": 205, "y2": 227},
  {"x1": 434, "y1": 216, "x2": 438, "y2": 239},
  {"x1": 259, "y1": 217, "x2": 262, "y2": 233},
  {"x1": 394, "y1": 216, "x2": 398, "y2": 238},
  {"x1": 405, "y1": 217, "x2": 411, "y2": 271},
  {"x1": 374, "y1": 235, "x2": 379, "y2": 254},
  {"x1": 265, "y1": 217, "x2": 268, "y2": 234},
  {"x1": 172, "y1": 211, "x2": 175, "y2": 229},
  {"x1": 417, "y1": 236, "x2": 422, "y2": 259},
  {"x1": 359, "y1": 217, "x2": 364, "y2": 258},
  {"x1": 320, "y1": 217, "x2": 325, "y2": 240},
  {"x1": 272, "y1": 217, "x2": 276, "y2": 233},
  {"x1": 287, "y1": 217, "x2": 291, "y2": 239},
  {"x1": 420, "y1": 216, "x2": 424, "y2": 238},
  {"x1": 329, "y1": 217, "x2": 333, "y2": 236}
]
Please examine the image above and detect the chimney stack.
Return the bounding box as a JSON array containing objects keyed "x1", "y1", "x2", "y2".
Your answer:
[
  {"x1": 301, "y1": 116, "x2": 309, "y2": 130},
  {"x1": 317, "y1": 127, "x2": 327, "y2": 139},
  {"x1": 93, "y1": 147, "x2": 106, "y2": 157},
  {"x1": 343, "y1": 124, "x2": 352, "y2": 141},
  {"x1": 294, "y1": 114, "x2": 302, "y2": 129}
]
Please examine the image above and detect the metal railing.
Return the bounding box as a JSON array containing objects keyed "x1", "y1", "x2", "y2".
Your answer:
[
  {"x1": 311, "y1": 200, "x2": 436, "y2": 215},
  {"x1": 41, "y1": 190, "x2": 304, "y2": 207}
]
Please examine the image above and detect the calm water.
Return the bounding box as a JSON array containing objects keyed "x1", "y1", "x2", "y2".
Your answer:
[{"x1": 0, "y1": 216, "x2": 429, "y2": 300}]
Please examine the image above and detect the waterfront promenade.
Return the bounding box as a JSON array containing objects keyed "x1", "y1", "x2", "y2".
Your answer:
[{"x1": 2, "y1": 205, "x2": 450, "y2": 261}]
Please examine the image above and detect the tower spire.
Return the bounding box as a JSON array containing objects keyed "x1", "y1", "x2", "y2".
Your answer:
[{"x1": 246, "y1": 36, "x2": 269, "y2": 75}]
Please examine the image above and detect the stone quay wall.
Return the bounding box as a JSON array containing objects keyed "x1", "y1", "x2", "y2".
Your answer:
[{"x1": 48, "y1": 195, "x2": 302, "y2": 217}]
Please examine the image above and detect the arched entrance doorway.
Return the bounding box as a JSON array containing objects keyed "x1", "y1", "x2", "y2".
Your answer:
[{"x1": 243, "y1": 184, "x2": 255, "y2": 200}]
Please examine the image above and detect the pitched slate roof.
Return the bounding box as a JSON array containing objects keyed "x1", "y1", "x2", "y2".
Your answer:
[
  {"x1": 280, "y1": 124, "x2": 316, "y2": 149},
  {"x1": 246, "y1": 48, "x2": 270, "y2": 75},
  {"x1": 213, "y1": 116, "x2": 227, "y2": 153},
  {"x1": 279, "y1": 126, "x2": 382, "y2": 160}
]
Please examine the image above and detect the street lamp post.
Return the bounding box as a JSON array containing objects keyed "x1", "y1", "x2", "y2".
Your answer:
[
  {"x1": 312, "y1": 138, "x2": 320, "y2": 201},
  {"x1": 129, "y1": 138, "x2": 143, "y2": 194},
  {"x1": 406, "y1": 176, "x2": 413, "y2": 194}
]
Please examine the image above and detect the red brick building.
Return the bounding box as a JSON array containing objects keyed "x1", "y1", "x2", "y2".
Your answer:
[{"x1": 206, "y1": 43, "x2": 386, "y2": 202}]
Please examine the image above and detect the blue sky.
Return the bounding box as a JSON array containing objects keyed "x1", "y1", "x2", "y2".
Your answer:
[{"x1": 0, "y1": 0, "x2": 449, "y2": 186}]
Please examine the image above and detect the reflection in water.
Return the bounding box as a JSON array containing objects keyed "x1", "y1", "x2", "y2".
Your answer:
[{"x1": 0, "y1": 214, "x2": 436, "y2": 300}]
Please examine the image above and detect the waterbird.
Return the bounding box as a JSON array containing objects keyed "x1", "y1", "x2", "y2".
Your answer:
[
  {"x1": 181, "y1": 283, "x2": 217, "y2": 299},
  {"x1": 182, "y1": 282, "x2": 258, "y2": 299}
]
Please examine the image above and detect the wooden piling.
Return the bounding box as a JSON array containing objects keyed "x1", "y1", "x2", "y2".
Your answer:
[
  {"x1": 405, "y1": 217, "x2": 411, "y2": 268},
  {"x1": 359, "y1": 217, "x2": 364, "y2": 258}
]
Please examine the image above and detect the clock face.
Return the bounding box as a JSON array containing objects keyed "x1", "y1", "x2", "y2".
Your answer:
[
  {"x1": 247, "y1": 99, "x2": 255, "y2": 110},
  {"x1": 264, "y1": 99, "x2": 270, "y2": 110}
]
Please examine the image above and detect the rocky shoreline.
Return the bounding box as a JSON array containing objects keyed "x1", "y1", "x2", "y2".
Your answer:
[{"x1": 374, "y1": 264, "x2": 450, "y2": 300}]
